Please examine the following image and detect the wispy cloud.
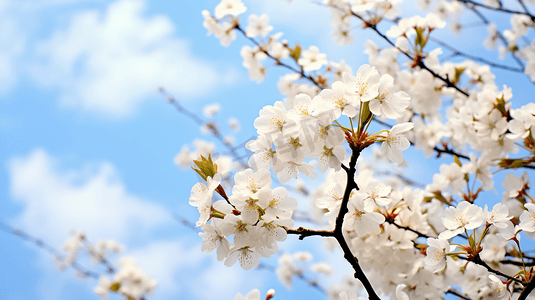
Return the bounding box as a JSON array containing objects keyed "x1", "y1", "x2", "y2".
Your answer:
[
  {"x1": 30, "y1": 0, "x2": 234, "y2": 117},
  {"x1": 8, "y1": 148, "x2": 173, "y2": 246}
]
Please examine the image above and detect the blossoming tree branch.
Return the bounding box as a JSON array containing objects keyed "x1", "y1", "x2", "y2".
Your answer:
[
  {"x1": 8, "y1": 0, "x2": 535, "y2": 299},
  {"x1": 180, "y1": 0, "x2": 535, "y2": 299}
]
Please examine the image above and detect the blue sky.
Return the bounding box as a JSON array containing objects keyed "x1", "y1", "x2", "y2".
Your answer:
[{"x1": 1, "y1": 0, "x2": 534, "y2": 300}]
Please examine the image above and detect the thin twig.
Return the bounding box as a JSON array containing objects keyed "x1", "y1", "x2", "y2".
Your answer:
[
  {"x1": 446, "y1": 288, "x2": 472, "y2": 300},
  {"x1": 0, "y1": 220, "x2": 100, "y2": 279},
  {"x1": 457, "y1": 0, "x2": 535, "y2": 21},
  {"x1": 428, "y1": 36, "x2": 524, "y2": 72}
]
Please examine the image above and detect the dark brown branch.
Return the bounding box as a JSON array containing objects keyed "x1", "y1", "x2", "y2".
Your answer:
[
  {"x1": 469, "y1": 255, "x2": 525, "y2": 284},
  {"x1": 501, "y1": 259, "x2": 535, "y2": 267},
  {"x1": 349, "y1": 12, "x2": 470, "y2": 98},
  {"x1": 387, "y1": 220, "x2": 431, "y2": 239},
  {"x1": 287, "y1": 148, "x2": 381, "y2": 299},
  {"x1": 446, "y1": 288, "x2": 472, "y2": 300},
  {"x1": 336, "y1": 149, "x2": 381, "y2": 300},
  {"x1": 519, "y1": 276, "x2": 535, "y2": 300},
  {"x1": 286, "y1": 227, "x2": 334, "y2": 239}
]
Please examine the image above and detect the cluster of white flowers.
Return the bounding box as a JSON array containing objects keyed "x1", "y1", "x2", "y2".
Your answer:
[
  {"x1": 94, "y1": 257, "x2": 157, "y2": 300},
  {"x1": 276, "y1": 251, "x2": 332, "y2": 289},
  {"x1": 57, "y1": 232, "x2": 155, "y2": 300},
  {"x1": 188, "y1": 0, "x2": 535, "y2": 299},
  {"x1": 193, "y1": 167, "x2": 298, "y2": 270},
  {"x1": 245, "y1": 63, "x2": 412, "y2": 184}
]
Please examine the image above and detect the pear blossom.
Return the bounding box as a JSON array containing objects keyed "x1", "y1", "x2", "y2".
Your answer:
[
  {"x1": 254, "y1": 101, "x2": 289, "y2": 138},
  {"x1": 245, "y1": 14, "x2": 272, "y2": 38},
  {"x1": 381, "y1": 122, "x2": 414, "y2": 163},
  {"x1": 273, "y1": 151, "x2": 317, "y2": 183},
  {"x1": 499, "y1": 221, "x2": 522, "y2": 240},
  {"x1": 483, "y1": 203, "x2": 511, "y2": 228},
  {"x1": 502, "y1": 172, "x2": 530, "y2": 198},
  {"x1": 232, "y1": 168, "x2": 272, "y2": 197},
  {"x1": 354, "y1": 179, "x2": 392, "y2": 210},
  {"x1": 225, "y1": 246, "x2": 260, "y2": 270},
  {"x1": 317, "y1": 81, "x2": 358, "y2": 118},
  {"x1": 220, "y1": 214, "x2": 258, "y2": 247},
  {"x1": 269, "y1": 42, "x2": 290, "y2": 61},
  {"x1": 439, "y1": 201, "x2": 484, "y2": 239},
  {"x1": 316, "y1": 182, "x2": 345, "y2": 212},
  {"x1": 345, "y1": 194, "x2": 385, "y2": 237},
  {"x1": 424, "y1": 238, "x2": 455, "y2": 272},
  {"x1": 245, "y1": 135, "x2": 277, "y2": 169},
  {"x1": 368, "y1": 74, "x2": 411, "y2": 119},
  {"x1": 313, "y1": 144, "x2": 346, "y2": 173},
  {"x1": 189, "y1": 174, "x2": 221, "y2": 207},
  {"x1": 519, "y1": 203, "x2": 535, "y2": 232},
  {"x1": 488, "y1": 275, "x2": 509, "y2": 299},
  {"x1": 480, "y1": 234, "x2": 507, "y2": 262},
  {"x1": 257, "y1": 218, "x2": 293, "y2": 248},
  {"x1": 342, "y1": 64, "x2": 380, "y2": 102},
  {"x1": 199, "y1": 220, "x2": 232, "y2": 261},
  {"x1": 396, "y1": 284, "x2": 410, "y2": 300},
  {"x1": 214, "y1": 0, "x2": 246, "y2": 19},
  {"x1": 298, "y1": 46, "x2": 327, "y2": 72},
  {"x1": 258, "y1": 186, "x2": 297, "y2": 220}
]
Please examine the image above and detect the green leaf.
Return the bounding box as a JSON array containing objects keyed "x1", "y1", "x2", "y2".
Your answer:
[
  {"x1": 359, "y1": 101, "x2": 373, "y2": 129},
  {"x1": 110, "y1": 282, "x2": 121, "y2": 292},
  {"x1": 290, "y1": 44, "x2": 301, "y2": 62},
  {"x1": 454, "y1": 155, "x2": 462, "y2": 167},
  {"x1": 191, "y1": 153, "x2": 218, "y2": 181}
]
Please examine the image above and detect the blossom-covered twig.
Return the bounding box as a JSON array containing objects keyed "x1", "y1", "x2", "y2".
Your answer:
[
  {"x1": 0, "y1": 220, "x2": 100, "y2": 279},
  {"x1": 462, "y1": 4, "x2": 526, "y2": 69},
  {"x1": 160, "y1": 88, "x2": 249, "y2": 169},
  {"x1": 234, "y1": 25, "x2": 322, "y2": 88}
]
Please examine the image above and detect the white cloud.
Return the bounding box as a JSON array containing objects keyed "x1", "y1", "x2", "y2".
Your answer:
[
  {"x1": 8, "y1": 148, "x2": 174, "y2": 246},
  {"x1": 31, "y1": 0, "x2": 232, "y2": 117},
  {"x1": 7, "y1": 149, "x2": 267, "y2": 300}
]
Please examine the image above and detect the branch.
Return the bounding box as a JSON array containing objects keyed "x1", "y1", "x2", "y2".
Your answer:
[
  {"x1": 519, "y1": 276, "x2": 535, "y2": 300},
  {"x1": 173, "y1": 215, "x2": 329, "y2": 295},
  {"x1": 336, "y1": 148, "x2": 381, "y2": 300},
  {"x1": 234, "y1": 25, "x2": 323, "y2": 89},
  {"x1": 463, "y1": 4, "x2": 526, "y2": 69},
  {"x1": 348, "y1": 12, "x2": 470, "y2": 97},
  {"x1": 286, "y1": 227, "x2": 334, "y2": 239},
  {"x1": 0, "y1": 220, "x2": 100, "y2": 279},
  {"x1": 469, "y1": 255, "x2": 525, "y2": 284},
  {"x1": 446, "y1": 288, "x2": 472, "y2": 300},
  {"x1": 160, "y1": 88, "x2": 249, "y2": 169},
  {"x1": 287, "y1": 148, "x2": 381, "y2": 299},
  {"x1": 428, "y1": 36, "x2": 524, "y2": 72},
  {"x1": 257, "y1": 263, "x2": 327, "y2": 295},
  {"x1": 457, "y1": 0, "x2": 535, "y2": 21}
]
